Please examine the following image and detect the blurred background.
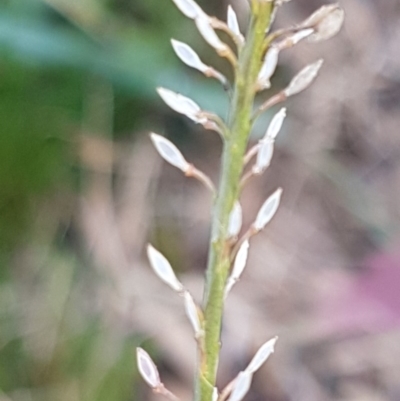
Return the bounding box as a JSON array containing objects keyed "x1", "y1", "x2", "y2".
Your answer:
[{"x1": 1, "y1": 0, "x2": 400, "y2": 400}]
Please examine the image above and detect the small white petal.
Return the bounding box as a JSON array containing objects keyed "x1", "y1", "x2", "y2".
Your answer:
[
  {"x1": 147, "y1": 245, "x2": 184, "y2": 292},
  {"x1": 212, "y1": 388, "x2": 219, "y2": 401},
  {"x1": 227, "y1": 6, "x2": 243, "y2": 40},
  {"x1": 195, "y1": 15, "x2": 227, "y2": 52},
  {"x1": 245, "y1": 337, "x2": 278, "y2": 374},
  {"x1": 171, "y1": 39, "x2": 208, "y2": 73},
  {"x1": 184, "y1": 291, "x2": 202, "y2": 336},
  {"x1": 157, "y1": 87, "x2": 206, "y2": 123},
  {"x1": 150, "y1": 133, "x2": 189, "y2": 172},
  {"x1": 228, "y1": 202, "x2": 243, "y2": 238},
  {"x1": 227, "y1": 371, "x2": 253, "y2": 401},
  {"x1": 171, "y1": 0, "x2": 202, "y2": 19},
  {"x1": 137, "y1": 348, "x2": 161, "y2": 389},
  {"x1": 254, "y1": 188, "x2": 282, "y2": 231},
  {"x1": 266, "y1": 107, "x2": 286, "y2": 140},
  {"x1": 258, "y1": 46, "x2": 279, "y2": 89},
  {"x1": 284, "y1": 59, "x2": 324, "y2": 97},
  {"x1": 254, "y1": 138, "x2": 274, "y2": 174},
  {"x1": 231, "y1": 240, "x2": 249, "y2": 282}
]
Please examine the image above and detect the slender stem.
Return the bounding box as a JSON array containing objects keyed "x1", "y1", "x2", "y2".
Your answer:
[
  {"x1": 195, "y1": 4, "x2": 274, "y2": 401},
  {"x1": 244, "y1": 144, "x2": 260, "y2": 166},
  {"x1": 155, "y1": 384, "x2": 181, "y2": 401},
  {"x1": 186, "y1": 166, "x2": 216, "y2": 193}
]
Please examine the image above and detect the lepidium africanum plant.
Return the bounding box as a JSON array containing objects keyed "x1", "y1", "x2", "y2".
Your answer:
[{"x1": 136, "y1": 1, "x2": 344, "y2": 401}]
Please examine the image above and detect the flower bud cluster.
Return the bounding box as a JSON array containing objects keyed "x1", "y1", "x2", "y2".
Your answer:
[{"x1": 137, "y1": 1, "x2": 344, "y2": 400}]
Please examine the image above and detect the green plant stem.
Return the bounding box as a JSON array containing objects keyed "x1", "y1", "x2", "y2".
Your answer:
[{"x1": 195, "y1": 3, "x2": 274, "y2": 401}]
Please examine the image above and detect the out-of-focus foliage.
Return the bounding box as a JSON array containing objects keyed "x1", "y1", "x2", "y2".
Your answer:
[
  {"x1": 0, "y1": 0, "x2": 218, "y2": 399},
  {"x1": 0, "y1": 0, "x2": 225, "y2": 254}
]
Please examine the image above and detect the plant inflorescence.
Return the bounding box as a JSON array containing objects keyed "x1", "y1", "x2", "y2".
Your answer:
[{"x1": 136, "y1": 1, "x2": 344, "y2": 401}]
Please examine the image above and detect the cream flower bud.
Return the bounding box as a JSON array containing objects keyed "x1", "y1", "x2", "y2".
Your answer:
[
  {"x1": 257, "y1": 46, "x2": 279, "y2": 90},
  {"x1": 136, "y1": 348, "x2": 161, "y2": 389},
  {"x1": 284, "y1": 59, "x2": 323, "y2": 97},
  {"x1": 171, "y1": 0, "x2": 202, "y2": 19},
  {"x1": 184, "y1": 291, "x2": 203, "y2": 337},
  {"x1": 254, "y1": 138, "x2": 273, "y2": 175},
  {"x1": 171, "y1": 39, "x2": 208, "y2": 73},
  {"x1": 227, "y1": 371, "x2": 252, "y2": 401},
  {"x1": 245, "y1": 337, "x2": 278, "y2": 373},
  {"x1": 231, "y1": 240, "x2": 249, "y2": 282},
  {"x1": 195, "y1": 14, "x2": 228, "y2": 53},
  {"x1": 228, "y1": 201, "x2": 243, "y2": 238},
  {"x1": 300, "y1": 4, "x2": 344, "y2": 42},
  {"x1": 157, "y1": 87, "x2": 207, "y2": 124},
  {"x1": 147, "y1": 244, "x2": 184, "y2": 292},
  {"x1": 266, "y1": 107, "x2": 286, "y2": 140},
  {"x1": 308, "y1": 7, "x2": 344, "y2": 42},
  {"x1": 227, "y1": 5, "x2": 244, "y2": 42},
  {"x1": 225, "y1": 240, "x2": 249, "y2": 297},
  {"x1": 254, "y1": 188, "x2": 282, "y2": 231},
  {"x1": 150, "y1": 133, "x2": 190, "y2": 173}
]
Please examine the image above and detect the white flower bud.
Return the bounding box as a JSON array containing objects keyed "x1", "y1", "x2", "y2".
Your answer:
[
  {"x1": 195, "y1": 15, "x2": 228, "y2": 52},
  {"x1": 171, "y1": 39, "x2": 208, "y2": 73},
  {"x1": 254, "y1": 138, "x2": 273, "y2": 175},
  {"x1": 227, "y1": 371, "x2": 252, "y2": 401},
  {"x1": 284, "y1": 59, "x2": 323, "y2": 97},
  {"x1": 225, "y1": 240, "x2": 249, "y2": 297},
  {"x1": 308, "y1": 7, "x2": 344, "y2": 42},
  {"x1": 171, "y1": 0, "x2": 202, "y2": 19},
  {"x1": 231, "y1": 240, "x2": 249, "y2": 282},
  {"x1": 136, "y1": 348, "x2": 161, "y2": 389},
  {"x1": 147, "y1": 244, "x2": 184, "y2": 292},
  {"x1": 150, "y1": 133, "x2": 190, "y2": 173},
  {"x1": 266, "y1": 107, "x2": 286, "y2": 140},
  {"x1": 257, "y1": 46, "x2": 279, "y2": 90},
  {"x1": 300, "y1": 4, "x2": 344, "y2": 41},
  {"x1": 227, "y1": 5, "x2": 244, "y2": 42},
  {"x1": 245, "y1": 337, "x2": 278, "y2": 374},
  {"x1": 157, "y1": 87, "x2": 207, "y2": 124},
  {"x1": 184, "y1": 291, "x2": 202, "y2": 336},
  {"x1": 254, "y1": 188, "x2": 282, "y2": 231},
  {"x1": 228, "y1": 201, "x2": 243, "y2": 238}
]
